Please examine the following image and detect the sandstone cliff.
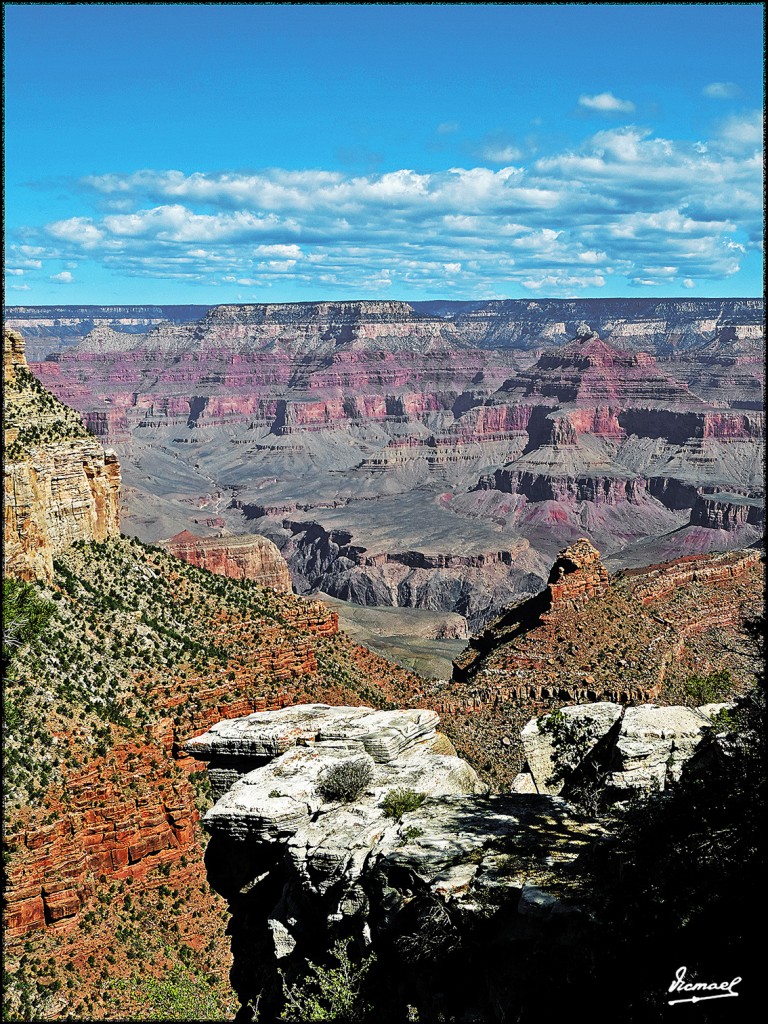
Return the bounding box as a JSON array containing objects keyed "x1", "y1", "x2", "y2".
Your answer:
[
  {"x1": 163, "y1": 529, "x2": 293, "y2": 593},
  {"x1": 3, "y1": 328, "x2": 121, "y2": 581}
]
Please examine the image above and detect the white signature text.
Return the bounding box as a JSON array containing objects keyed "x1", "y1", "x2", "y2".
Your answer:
[{"x1": 668, "y1": 966, "x2": 741, "y2": 1005}]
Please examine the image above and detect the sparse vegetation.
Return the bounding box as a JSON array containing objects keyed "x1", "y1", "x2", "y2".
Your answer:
[
  {"x1": 381, "y1": 788, "x2": 425, "y2": 820},
  {"x1": 682, "y1": 668, "x2": 733, "y2": 704},
  {"x1": 538, "y1": 708, "x2": 596, "y2": 784},
  {"x1": 317, "y1": 757, "x2": 374, "y2": 803},
  {"x1": 279, "y1": 939, "x2": 376, "y2": 1022}
]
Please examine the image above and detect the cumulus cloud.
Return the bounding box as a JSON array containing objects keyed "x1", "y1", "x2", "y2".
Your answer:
[
  {"x1": 50, "y1": 270, "x2": 74, "y2": 283},
  {"x1": 8, "y1": 115, "x2": 756, "y2": 298},
  {"x1": 578, "y1": 92, "x2": 635, "y2": 113},
  {"x1": 717, "y1": 110, "x2": 763, "y2": 150},
  {"x1": 703, "y1": 82, "x2": 740, "y2": 99}
]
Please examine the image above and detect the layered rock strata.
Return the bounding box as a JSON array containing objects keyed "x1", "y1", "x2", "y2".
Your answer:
[
  {"x1": 4, "y1": 740, "x2": 200, "y2": 940},
  {"x1": 453, "y1": 538, "x2": 608, "y2": 683},
  {"x1": 3, "y1": 328, "x2": 121, "y2": 581},
  {"x1": 23, "y1": 307, "x2": 764, "y2": 625},
  {"x1": 163, "y1": 529, "x2": 293, "y2": 593}
]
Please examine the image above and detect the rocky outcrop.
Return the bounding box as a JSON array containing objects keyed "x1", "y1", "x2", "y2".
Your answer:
[
  {"x1": 193, "y1": 704, "x2": 602, "y2": 1021},
  {"x1": 689, "y1": 492, "x2": 765, "y2": 530},
  {"x1": 3, "y1": 328, "x2": 121, "y2": 581},
  {"x1": 518, "y1": 701, "x2": 730, "y2": 801},
  {"x1": 453, "y1": 538, "x2": 608, "y2": 682},
  {"x1": 163, "y1": 530, "x2": 293, "y2": 593},
  {"x1": 625, "y1": 546, "x2": 763, "y2": 606}
]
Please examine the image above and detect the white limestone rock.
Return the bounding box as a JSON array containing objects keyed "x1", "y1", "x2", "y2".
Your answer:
[
  {"x1": 510, "y1": 772, "x2": 538, "y2": 794},
  {"x1": 521, "y1": 702, "x2": 622, "y2": 795},
  {"x1": 606, "y1": 703, "x2": 720, "y2": 794},
  {"x1": 186, "y1": 703, "x2": 375, "y2": 761}
]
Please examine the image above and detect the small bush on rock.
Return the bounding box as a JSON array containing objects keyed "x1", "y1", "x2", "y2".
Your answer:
[
  {"x1": 381, "y1": 788, "x2": 425, "y2": 820},
  {"x1": 682, "y1": 668, "x2": 732, "y2": 704},
  {"x1": 317, "y1": 757, "x2": 374, "y2": 803}
]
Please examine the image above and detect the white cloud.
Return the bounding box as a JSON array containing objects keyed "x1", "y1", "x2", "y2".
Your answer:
[
  {"x1": 578, "y1": 92, "x2": 635, "y2": 113},
  {"x1": 703, "y1": 82, "x2": 740, "y2": 99},
  {"x1": 682, "y1": 278, "x2": 696, "y2": 288},
  {"x1": 6, "y1": 268, "x2": 25, "y2": 275},
  {"x1": 10, "y1": 282, "x2": 31, "y2": 291},
  {"x1": 20, "y1": 114, "x2": 758, "y2": 297},
  {"x1": 480, "y1": 144, "x2": 522, "y2": 164},
  {"x1": 48, "y1": 217, "x2": 104, "y2": 247},
  {"x1": 50, "y1": 271, "x2": 74, "y2": 283},
  {"x1": 437, "y1": 121, "x2": 460, "y2": 134},
  {"x1": 717, "y1": 110, "x2": 763, "y2": 150}
]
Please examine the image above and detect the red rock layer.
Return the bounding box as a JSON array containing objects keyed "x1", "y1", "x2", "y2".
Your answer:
[
  {"x1": 4, "y1": 741, "x2": 199, "y2": 942},
  {"x1": 163, "y1": 530, "x2": 293, "y2": 593}
]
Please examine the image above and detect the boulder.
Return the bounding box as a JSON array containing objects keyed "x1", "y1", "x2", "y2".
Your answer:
[
  {"x1": 521, "y1": 702, "x2": 623, "y2": 794},
  {"x1": 606, "y1": 703, "x2": 728, "y2": 794}
]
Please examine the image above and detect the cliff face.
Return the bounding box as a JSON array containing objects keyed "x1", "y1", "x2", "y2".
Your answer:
[
  {"x1": 192, "y1": 692, "x2": 745, "y2": 1022},
  {"x1": 8, "y1": 297, "x2": 764, "y2": 360},
  {"x1": 163, "y1": 530, "x2": 293, "y2": 593},
  {"x1": 3, "y1": 328, "x2": 121, "y2": 581},
  {"x1": 2, "y1": 531, "x2": 434, "y2": 1019}
]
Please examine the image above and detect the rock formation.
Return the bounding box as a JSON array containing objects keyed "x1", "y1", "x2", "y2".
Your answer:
[
  {"x1": 453, "y1": 538, "x2": 609, "y2": 682},
  {"x1": 3, "y1": 328, "x2": 121, "y2": 581},
  {"x1": 8, "y1": 297, "x2": 763, "y2": 359},
  {"x1": 518, "y1": 700, "x2": 730, "y2": 800},
  {"x1": 3, "y1": 303, "x2": 209, "y2": 361},
  {"x1": 4, "y1": 740, "x2": 200, "y2": 941},
  {"x1": 191, "y1": 684, "x2": 760, "y2": 1021},
  {"x1": 163, "y1": 529, "x2": 293, "y2": 593},
  {"x1": 192, "y1": 703, "x2": 602, "y2": 1021}
]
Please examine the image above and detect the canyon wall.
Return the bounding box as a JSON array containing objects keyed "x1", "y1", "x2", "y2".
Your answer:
[
  {"x1": 3, "y1": 328, "x2": 121, "y2": 581},
  {"x1": 15, "y1": 302, "x2": 765, "y2": 626}
]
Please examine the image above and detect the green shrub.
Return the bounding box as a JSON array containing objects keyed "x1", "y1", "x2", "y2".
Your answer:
[
  {"x1": 280, "y1": 938, "x2": 376, "y2": 1022},
  {"x1": 398, "y1": 825, "x2": 424, "y2": 845},
  {"x1": 381, "y1": 788, "x2": 425, "y2": 820},
  {"x1": 317, "y1": 757, "x2": 374, "y2": 803},
  {"x1": 2, "y1": 578, "x2": 56, "y2": 678},
  {"x1": 538, "y1": 708, "x2": 596, "y2": 783},
  {"x1": 682, "y1": 669, "x2": 733, "y2": 704}
]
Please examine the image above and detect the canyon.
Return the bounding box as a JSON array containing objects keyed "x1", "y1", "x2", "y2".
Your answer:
[
  {"x1": 2, "y1": 314, "x2": 764, "y2": 1020},
  {"x1": 13, "y1": 299, "x2": 762, "y2": 647}
]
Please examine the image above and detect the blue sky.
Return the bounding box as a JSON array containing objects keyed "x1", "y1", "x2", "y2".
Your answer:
[{"x1": 4, "y1": 3, "x2": 763, "y2": 304}]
